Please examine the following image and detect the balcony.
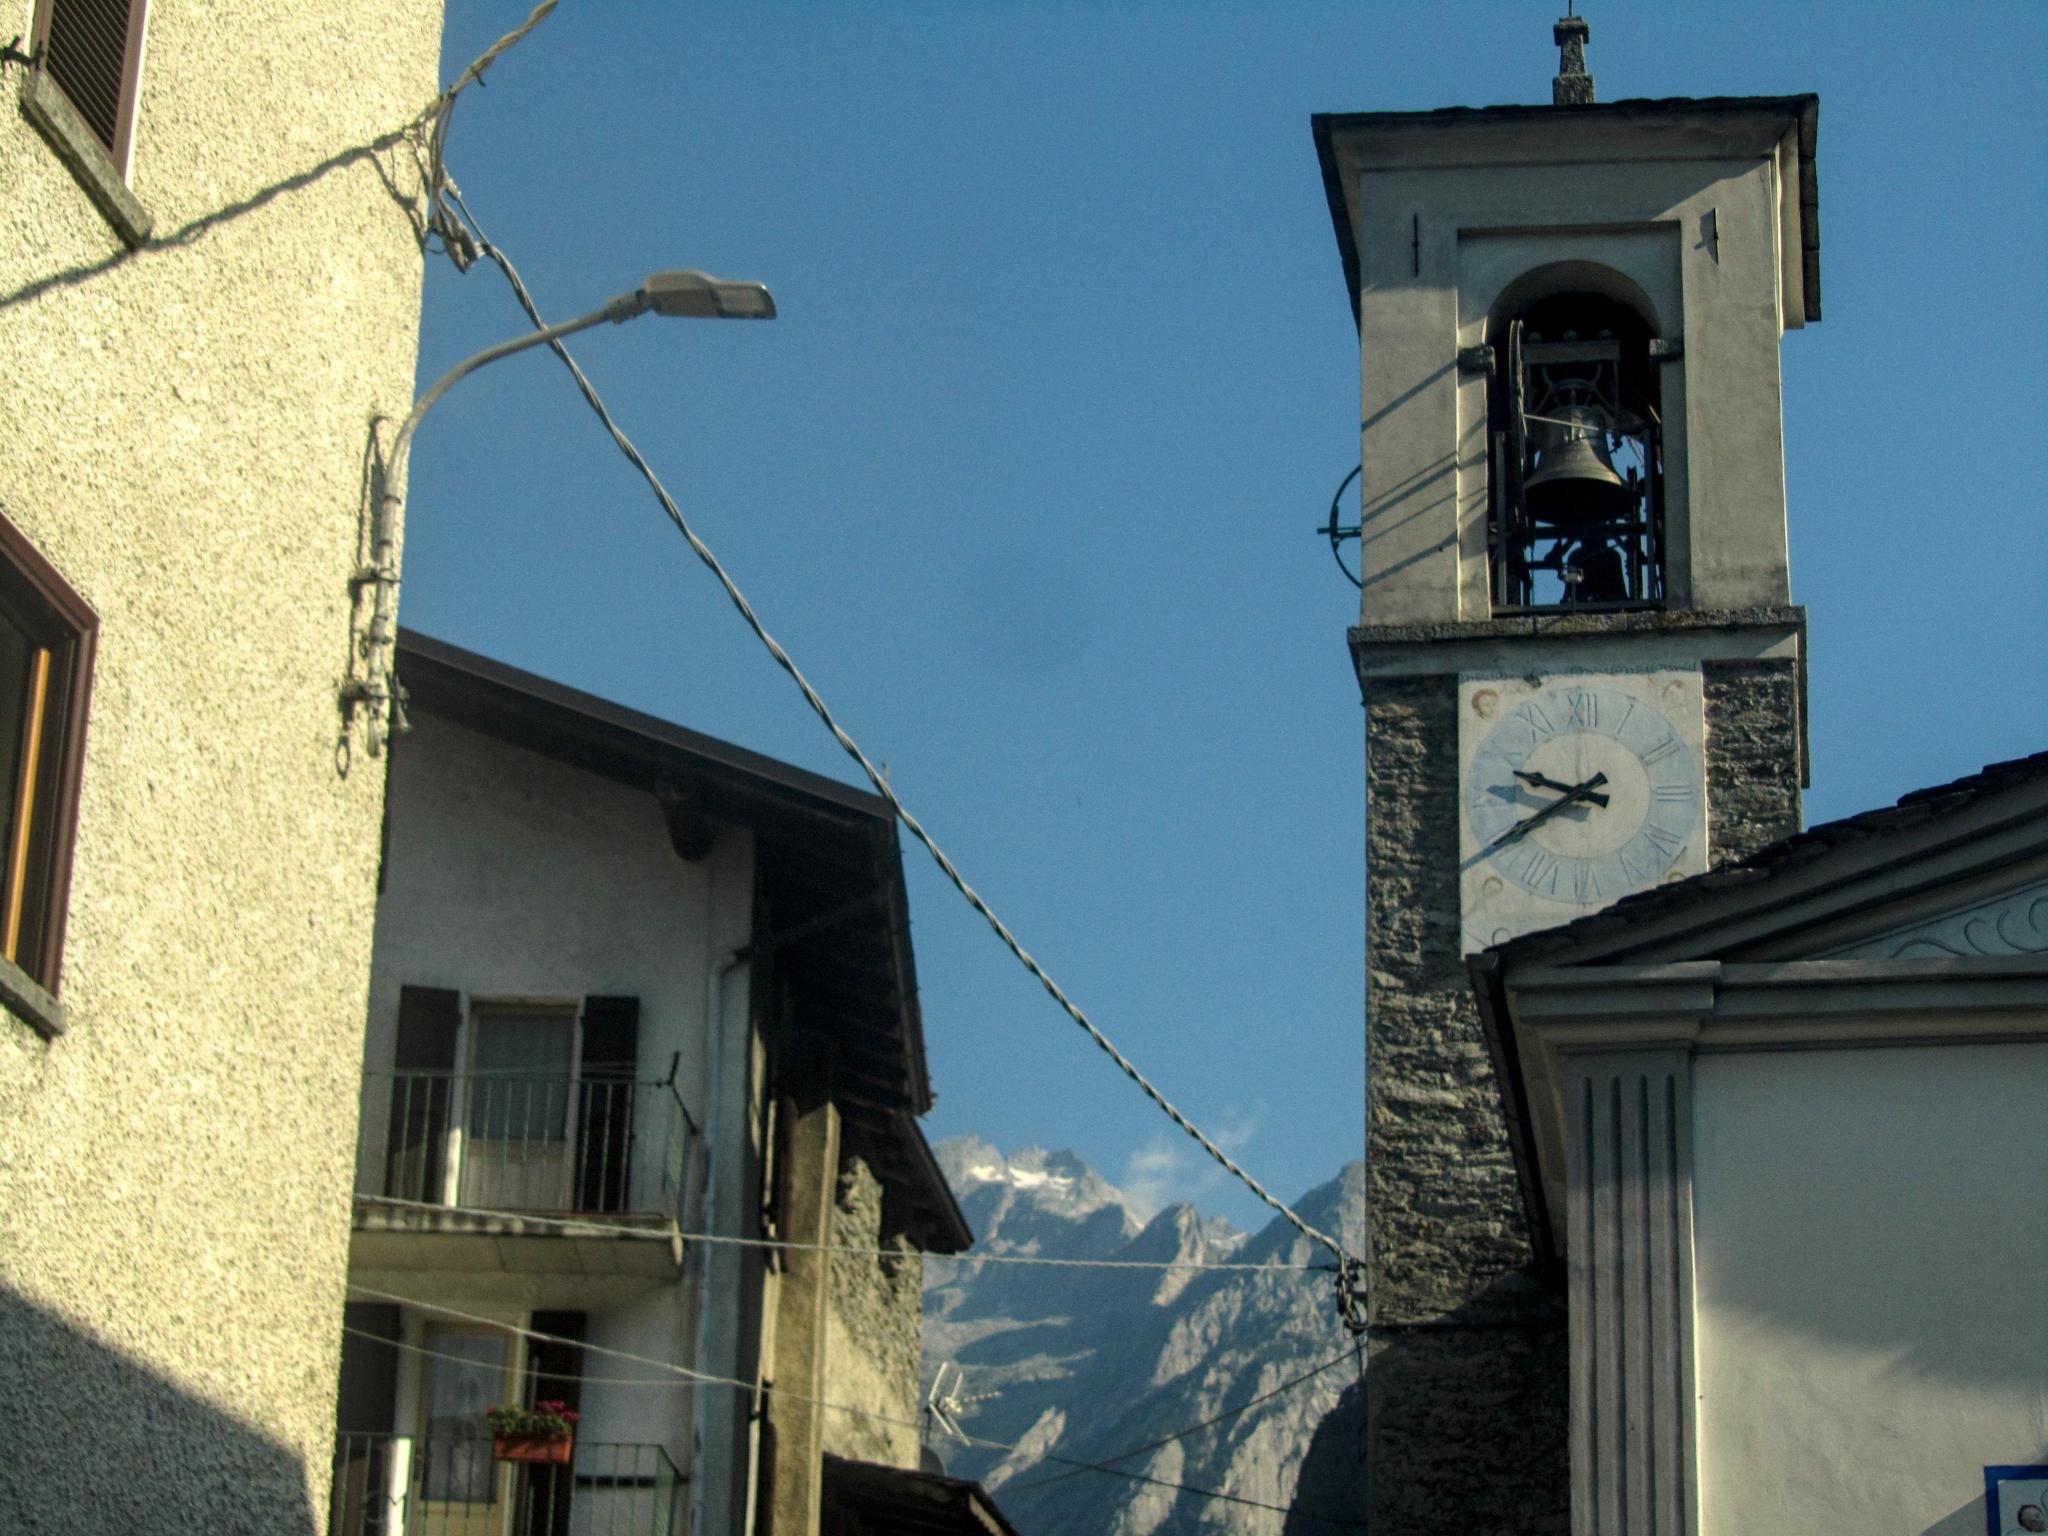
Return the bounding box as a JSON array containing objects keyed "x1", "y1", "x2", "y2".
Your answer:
[
  {"x1": 330, "y1": 1435, "x2": 684, "y2": 1536},
  {"x1": 351, "y1": 1073, "x2": 698, "y2": 1294}
]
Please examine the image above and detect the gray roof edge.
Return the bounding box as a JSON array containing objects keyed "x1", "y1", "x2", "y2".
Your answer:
[
  {"x1": 395, "y1": 628, "x2": 895, "y2": 825},
  {"x1": 1468, "y1": 947, "x2": 1561, "y2": 1274}
]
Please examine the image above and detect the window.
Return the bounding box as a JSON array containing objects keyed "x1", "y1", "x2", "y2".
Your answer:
[
  {"x1": 29, "y1": 0, "x2": 149, "y2": 176},
  {"x1": 467, "y1": 1007, "x2": 576, "y2": 1142},
  {"x1": 419, "y1": 1328, "x2": 508, "y2": 1504},
  {"x1": 0, "y1": 511, "x2": 96, "y2": 1035}
]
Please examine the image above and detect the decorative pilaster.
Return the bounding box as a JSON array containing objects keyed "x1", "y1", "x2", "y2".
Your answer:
[{"x1": 1564, "y1": 1049, "x2": 1698, "y2": 1536}]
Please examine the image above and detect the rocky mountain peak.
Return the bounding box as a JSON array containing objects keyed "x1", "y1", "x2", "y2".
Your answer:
[{"x1": 924, "y1": 1142, "x2": 1365, "y2": 1534}]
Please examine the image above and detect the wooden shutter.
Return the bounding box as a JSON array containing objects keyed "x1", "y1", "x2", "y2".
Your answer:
[
  {"x1": 523, "y1": 1311, "x2": 587, "y2": 1536},
  {"x1": 36, "y1": 0, "x2": 149, "y2": 164},
  {"x1": 387, "y1": 985, "x2": 460, "y2": 1201},
  {"x1": 577, "y1": 996, "x2": 639, "y2": 1212},
  {"x1": 335, "y1": 1303, "x2": 403, "y2": 1435}
]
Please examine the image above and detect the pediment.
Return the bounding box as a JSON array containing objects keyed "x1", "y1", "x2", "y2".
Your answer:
[
  {"x1": 1492, "y1": 752, "x2": 2048, "y2": 971},
  {"x1": 1820, "y1": 876, "x2": 2048, "y2": 961}
]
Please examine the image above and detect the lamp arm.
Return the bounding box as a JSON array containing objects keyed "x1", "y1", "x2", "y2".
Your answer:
[
  {"x1": 388, "y1": 290, "x2": 648, "y2": 492},
  {"x1": 353, "y1": 287, "x2": 649, "y2": 756}
]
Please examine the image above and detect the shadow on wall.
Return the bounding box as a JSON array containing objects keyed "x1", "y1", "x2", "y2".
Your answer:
[
  {"x1": 1282, "y1": 1378, "x2": 1367, "y2": 1536},
  {"x1": 0, "y1": 1283, "x2": 319, "y2": 1534},
  {"x1": 1358, "y1": 1273, "x2": 1570, "y2": 1536}
]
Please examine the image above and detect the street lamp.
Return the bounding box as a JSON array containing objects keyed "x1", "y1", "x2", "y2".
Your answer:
[{"x1": 351, "y1": 270, "x2": 776, "y2": 754}]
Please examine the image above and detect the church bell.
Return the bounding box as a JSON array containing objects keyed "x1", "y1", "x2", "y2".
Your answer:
[{"x1": 1523, "y1": 404, "x2": 1634, "y2": 527}]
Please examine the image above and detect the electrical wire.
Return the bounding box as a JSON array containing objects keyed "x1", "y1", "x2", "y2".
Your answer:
[
  {"x1": 428, "y1": 184, "x2": 1354, "y2": 1273},
  {"x1": 343, "y1": 1290, "x2": 1362, "y2": 1529},
  {"x1": 419, "y1": 1, "x2": 558, "y2": 269},
  {"x1": 340, "y1": 1326, "x2": 684, "y2": 1391},
  {"x1": 355, "y1": 1195, "x2": 1334, "y2": 1272}
]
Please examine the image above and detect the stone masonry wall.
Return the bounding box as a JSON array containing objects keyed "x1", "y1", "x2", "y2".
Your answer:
[
  {"x1": 1364, "y1": 674, "x2": 1570, "y2": 1535},
  {"x1": 822, "y1": 1155, "x2": 924, "y2": 1468},
  {"x1": 1704, "y1": 657, "x2": 1804, "y2": 863}
]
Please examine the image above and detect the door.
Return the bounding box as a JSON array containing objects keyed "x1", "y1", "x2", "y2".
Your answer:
[
  {"x1": 458, "y1": 1007, "x2": 578, "y2": 1210},
  {"x1": 418, "y1": 1327, "x2": 514, "y2": 1536}
]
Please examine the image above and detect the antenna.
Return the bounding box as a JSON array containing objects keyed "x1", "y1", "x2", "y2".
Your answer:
[{"x1": 923, "y1": 1362, "x2": 999, "y2": 1446}]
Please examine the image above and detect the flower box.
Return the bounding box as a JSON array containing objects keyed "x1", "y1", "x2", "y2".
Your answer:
[
  {"x1": 492, "y1": 1432, "x2": 573, "y2": 1465},
  {"x1": 485, "y1": 1399, "x2": 580, "y2": 1464}
]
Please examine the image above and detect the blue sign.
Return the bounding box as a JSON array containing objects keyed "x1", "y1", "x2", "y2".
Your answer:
[{"x1": 1986, "y1": 1467, "x2": 2048, "y2": 1536}]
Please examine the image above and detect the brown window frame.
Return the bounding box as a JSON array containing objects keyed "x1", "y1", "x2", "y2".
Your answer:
[
  {"x1": 0, "y1": 510, "x2": 97, "y2": 1024},
  {"x1": 29, "y1": 0, "x2": 150, "y2": 180}
]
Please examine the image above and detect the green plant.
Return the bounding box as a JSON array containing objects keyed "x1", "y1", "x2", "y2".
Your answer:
[{"x1": 484, "y1": 1400, "x2": 580, "y2": 1439}]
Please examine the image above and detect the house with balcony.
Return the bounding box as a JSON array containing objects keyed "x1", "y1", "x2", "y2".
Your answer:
[{"x1": 331, "y1": 631, "x2": 1004, "y2": 1536}]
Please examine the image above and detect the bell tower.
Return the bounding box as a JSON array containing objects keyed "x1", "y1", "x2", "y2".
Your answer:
[{"x1": 1313, "y1": 19, "x2": 1819, "y2": 1530}]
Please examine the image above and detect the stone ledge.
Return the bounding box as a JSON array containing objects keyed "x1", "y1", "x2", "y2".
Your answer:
[
  {"x1": 19, "y1": 68, "x2": 153, "y2": 249},
  {"x1": 0, "y1": 950, "x2": 67, "y2": 1039},
  {"x1": 1352, "y1": 604, "x2": 1805, "y2": 651}
]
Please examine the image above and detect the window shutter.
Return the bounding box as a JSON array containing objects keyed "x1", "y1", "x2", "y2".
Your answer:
[
  {"x1": 526, "y1": 1310, "x2": 587, "y2": 1536},
  {"x1": 578, "y1": 996, "x2": 639, "y2": 1212},
  {"x1": 394, "y1": 985, "x2": 460, "y2": 1070},
  {"x1": 38, "y1": 0, "x2": 147, "y2": 159},
  {"x1": 526, "y1": 1309, "x2": 586, "y2": 1411},
  {"x1": 388, "y1": 986, "x2": 460, "y2": 1200},
  {"x1": 335, "y1": 1303, "x2": 403, "y2": 1435}
]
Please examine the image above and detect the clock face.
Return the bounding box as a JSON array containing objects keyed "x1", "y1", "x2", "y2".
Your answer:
[{"x1": 1459, "y1": 673, "x2": 1708, "y2": 952}]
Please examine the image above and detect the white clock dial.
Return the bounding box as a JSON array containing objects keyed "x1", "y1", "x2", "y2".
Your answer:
[{"x1": 1458, "y1": 672, "x2": 1709, "y2": 952}]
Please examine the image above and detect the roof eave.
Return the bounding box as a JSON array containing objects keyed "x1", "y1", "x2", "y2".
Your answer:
[{"x1": 1312, "y1": 93, "x2": 1822, "y2": 330}]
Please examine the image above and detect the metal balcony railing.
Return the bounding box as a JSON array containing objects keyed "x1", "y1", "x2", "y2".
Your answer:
[
  {"x1": 330, "y1": 1435, "x2": 686, "y2": 1536},
  {"x1": 361, "y1": 1072, "x2": 698, "y2": 1220}
]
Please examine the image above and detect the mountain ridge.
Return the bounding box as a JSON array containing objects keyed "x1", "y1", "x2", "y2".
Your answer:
[{"x1": 923, "y1": 1139, "x2": 1366, "y2": 1534}]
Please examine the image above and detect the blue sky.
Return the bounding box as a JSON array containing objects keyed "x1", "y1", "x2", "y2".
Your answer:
[{"x1": 402, "y1": 2, "x2": 2047, "y2": 1230}]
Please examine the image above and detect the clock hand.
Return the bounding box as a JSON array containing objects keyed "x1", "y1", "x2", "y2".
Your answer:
[
  {"x1": 1491, "y1": 771, "x2": 1610, "y2": 849},
  {"x1": 1512, "y1": 768, "x2": 1611, "y2": 808}
]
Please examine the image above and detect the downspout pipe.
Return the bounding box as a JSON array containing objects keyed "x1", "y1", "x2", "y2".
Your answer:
[{"x1": 689, "y1": 944, "x2": 748, "y2": 1536}]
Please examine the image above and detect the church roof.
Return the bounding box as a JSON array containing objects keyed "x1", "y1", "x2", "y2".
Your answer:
[
  {"x1": 1484, "y1": 748, "x2": 2048, "y2": 969},
  {"x1": 1470, "y1": 747, "x2": 2048, "y2": 1269}
]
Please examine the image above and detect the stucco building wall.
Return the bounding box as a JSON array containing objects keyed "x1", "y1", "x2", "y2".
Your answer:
[
  {"x1": 1692, "y1": 1043, "x2": 2048, "y2": 1533},
  {"x1": 364, "y1": 707, "x2": 746, "y2": 1156},
  {"x1": 0, "y1": 3, "x2": 442, "y2": 1528}
]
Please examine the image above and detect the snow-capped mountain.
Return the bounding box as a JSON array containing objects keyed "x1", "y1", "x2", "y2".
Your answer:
[{"x1": 923, "y1": 1141, "x2": 1366, "y2": 1534}]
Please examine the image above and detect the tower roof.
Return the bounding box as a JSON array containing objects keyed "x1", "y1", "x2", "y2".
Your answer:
[{"x1": 1311, "y1": 93, "x2": 1821, "y2": 329}]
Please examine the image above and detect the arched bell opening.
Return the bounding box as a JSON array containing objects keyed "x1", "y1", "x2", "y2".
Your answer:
[{"x1": 1486, "y1": 287, "x2": 1665, "y2": 613}]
